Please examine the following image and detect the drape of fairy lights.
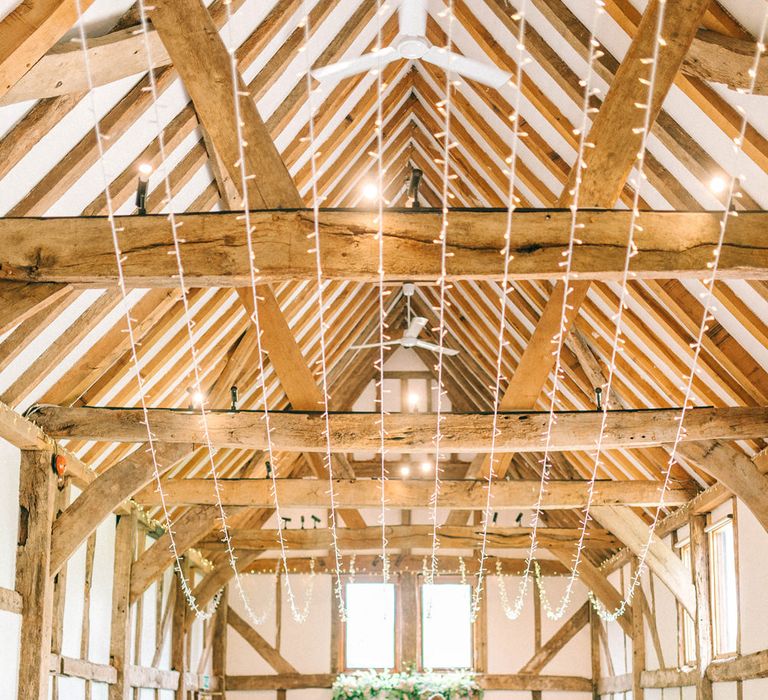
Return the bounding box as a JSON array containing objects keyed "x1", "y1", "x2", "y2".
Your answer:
[
  {"x1": 301, "y1": 0, "x2": 351, "y2": 621},
  {"x1": 491, "y1": 0, "x2": 607, "y2": 621},
  {"x1": 71, "y1": 0, "x2": 214, "y2": 620},
  {"x1": 373, "y1": 0, "x2": 391, "y2": 586},
  {"x1": 531, "y1": 0, "x2": 669, "y2": 622},
  {"x1": 469, "y1": 0, "x2": 530, "y2": 623},
  {"x1": 218, "y1": 0, "x2": 318, "y2": 625},
  {"x1": 588, "y1": 2, "x2": 768, "y2": 622},
  {"x1": 425, "y1": 0, "x2": 459, "y2": 588}
]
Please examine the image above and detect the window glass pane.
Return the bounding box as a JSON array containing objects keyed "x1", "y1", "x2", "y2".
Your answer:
[
  {"x1": 345, "y1": 583, "x2": 396, "y2": 669},
  {"x1": 421, "y1": 583, "x2": 472, "y2": 669},
  {"x1": 680, "y1": 543, "x2": 697, "y2": 663},
  {"x1": 710, "y1": 521, "x2": 738, "y2": 656}
]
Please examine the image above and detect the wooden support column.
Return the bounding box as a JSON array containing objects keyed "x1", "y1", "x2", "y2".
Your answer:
[
  {"x1": 50, "y1": 483, "x2": 70, "y2": 700},
  {"x1": 589, "y1": 608, "x2": 600, "y2": 700},
  {"x1": 109, "y1": 509, "x2": 136, "y2": 700},
  {"x1": 212, "y1": 587, "x2": 228, "y2": 696},
  {"x1": 532, "y1": 582, "x2": 542, "y2": 700},
  {"x1": 330, "y1": 579, "x2": 342, "y2": 673},
  {"x1": 171, "y1": 568, "x2": 188, "y2": 700},
  {"x1": 691, "y1": 515, "x2": 713, "y2": 700},
  {"x1": 631, "y1": 559, "x2": 645, "y2": 700},
  {"x1": 16, "y1": 451, "x2": 58, "y2": 685},
  {"x1": 15, "y1": 449, "x2": 57, "y2": 700},
  {"x1": 399, "y1": 572, "x2": 420, "y2": 669}
]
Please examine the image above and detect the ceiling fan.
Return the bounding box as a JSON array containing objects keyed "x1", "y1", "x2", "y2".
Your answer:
[
  {"x1": 312, "y1": 0, "x2": 512, "y2": 88},
  {"x1": 350, "y1": 283, "x2": 460, "y2": 356}
]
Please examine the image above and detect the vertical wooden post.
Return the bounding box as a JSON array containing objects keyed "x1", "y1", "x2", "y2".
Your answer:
[
  {"x1": 110, "y1": 509, "x2": 136, "y2": 700},
  {"x1": 212, "y1": 586, "x2": 228, "y2": 695},
  {"x1": 171, "y1": 568, "x2": 188, "y2": 700},
  {"x1": 399, "y1": 572, "x2": 419, "y2": 669},
  {"x1": 691, "y1": 515, "x2": 713, "y2": 700},
  {"x1": 15, "y1": 449, "x2": 56, "y2": 700},
  {"x1": 81, "y1": 531, "x2": 97, "y2": 698},
  {"x1": 275, "y1": 572, "x2": 283, "y2": 655},
  {"x1": 631, "y1": 558, "x2": 645, "y2": 700},
  {"x1": 589, "y1": 607, "x2": 600, "y2": 700},
  {"x1": 50, "y1": 482, "x2": 71, "y2": 700},
  {"x1": 532, "y1": 585, "x2": 542, "y2": 700},
  {"x1": 472, "y1": 579, "x2": 488, "y2": 673},
  {"x1": 472, "y1": 512, "x2": 487, "y2": 675},
  {"x1": 330, "y1": 578, "x2": 342, "y2": 674}
]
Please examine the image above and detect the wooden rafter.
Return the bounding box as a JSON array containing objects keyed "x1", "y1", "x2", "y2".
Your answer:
[
  {"x1": 33, "y1": 404, "x2": 768, "y2": 452},
  {"x1": 4, "y1": 210, "x2": 768, "y2": 286}
]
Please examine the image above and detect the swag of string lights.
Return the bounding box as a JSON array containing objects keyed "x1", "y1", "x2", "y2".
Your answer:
[
  {"x1": 585, "y1": 4, "x2": 768, "y2": 622},
  {"x1": 70, "y1": 0, "x2": 321, "y2": 624},
  {"x1": 69, "y1": 0, "x2": 768, "y2": 627},
  {"x1": 495, "y1": 1, "x2": 768, "y2": 623},
  {"x1": 425, "y1": 0, "x2": 457, "y2": 588}
]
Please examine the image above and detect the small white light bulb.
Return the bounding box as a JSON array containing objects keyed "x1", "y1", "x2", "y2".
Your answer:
[
  {"x1": 362, "y1": 182, "x2": 378, "y2": 201},
  {"x1": 400, "y1": 465, "x2": 411, "y2": 478},
  {"x1": 709, "y1": 176, "x2": 726, "y2": 194},
  {"x1": 407, "y1": 392, "x2": 420, "y2": 411},
  {"x1": 420, "y1": 461, "x2": 432, "y2": 474},
  {"x1": 138, "y1": 162, "x2": 154, "y2": 182}
]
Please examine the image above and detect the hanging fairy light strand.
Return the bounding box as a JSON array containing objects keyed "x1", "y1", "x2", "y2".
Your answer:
[
  {"x1": 426, "y1": 0, "x2": 459, "y2": 587},
  {"x1": 589, "y1": 2, "x2": 768, "y2": 622},
  {"x1": 71, "y1": 0, "x2": 215, "y2": 620},
  {"x1": 301, "y1": 0, "x2": 351, "y2": 621},
  {"x1": 492, "y1": 0, "x2": 607, "y2": 621},
  {"x1": 531, "y1": 0, "x2": 669, "y2": 622},
  {"x1": 217, "y1": 0, "x2": 318, "y2": 625},
  {"x1": 470, "y1": 0, "x2": 531, "y2": 622},
  {"x1": 373, "y1": 0, "x2": 391, "y2": 586},
  {"x1": 134, "y1": 0, "x2": 293, "y2": 625},
  {"x1": 547, "y1": 0, "x2": 671, "y2": 621}
]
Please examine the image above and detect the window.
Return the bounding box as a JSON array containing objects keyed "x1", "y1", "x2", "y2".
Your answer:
[
  {"x1": 709, "y1": 520, "x2": 738, "y2": 656},
  {"x1": 679, "y1": 541, "x2": 697, "y2": 664},
  {"x1": 421, "y1": 583, "x2": 472, "y2": 669},
  {"x1": 344, "y1": 582, "x2": 396, "y2": 669}
]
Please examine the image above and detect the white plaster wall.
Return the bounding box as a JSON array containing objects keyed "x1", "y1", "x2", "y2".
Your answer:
[{"x1": 0, "y1": 438, "x2": 21, "y2": 700}]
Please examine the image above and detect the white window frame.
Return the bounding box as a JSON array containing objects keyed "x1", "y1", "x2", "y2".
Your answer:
[
  {"x1": 420, "y1": 580, "x2": 474, "y2": 671},
  {"x1": 708, "y1": 518, "x2": 739, "y2": 658}
]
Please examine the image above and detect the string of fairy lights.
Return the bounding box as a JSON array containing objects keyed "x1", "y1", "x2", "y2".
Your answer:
[
  {"x1": 373, "y1": 0, "x2": 392, "y2": 587},
  {"x1": 528, "y1": 0, "x2": 670, "y2": 622},
  {"x1": 425, "y1": 0, "x2": 459, "y2": 588},
  {"x1": 300, "y1": 0, "x2": 353, "y2": 621},
  {"x1": 551, "y1": 0, "x2": 673, "y2": 621},
  {"x1": 71, "y1": 0, "x2": 215, "y2": 621},
  {"x1": 66, "y1": 0, "x2": 768, "y2": 627},
  {"x1": 469, "y1": 0, "x2": 530, "y2": 623},
  {"x1": 219, "y1": 0, "x2": 317, "y2": 625},
  {"x1": 588, "y1": 2, "x2": 768, "y2": 623},
  {"x1": 491, "y1": 0, "x2": 608, "y2": 621}
]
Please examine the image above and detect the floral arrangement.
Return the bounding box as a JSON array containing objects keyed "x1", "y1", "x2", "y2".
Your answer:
[{"x1": 332, "y1": 669, "x2": 480, "y2": 700}]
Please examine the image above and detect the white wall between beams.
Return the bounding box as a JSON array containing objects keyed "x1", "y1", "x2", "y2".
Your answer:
[{"x1": 0, "y1": 437, "x2": 21, "y2": 700}]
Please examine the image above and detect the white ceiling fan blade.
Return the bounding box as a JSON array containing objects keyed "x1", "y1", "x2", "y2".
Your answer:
[
  {"x1": 399, "y1": 0, "x2": 428, "y2": 36},
  {"x1": 313, "y1": 47, "x2": 399, "y2": 83},
  {"x1": 349, "y1": 340, "x2": 402, "y2": 351},
  {"x1": 404, "y1": 315, "x2": 428, "y2": 338},
  {"x1": 422, "y1": 47, "x2": 512, "y2": 88},
  {"x1": 413, "y1": 339, "x2": 460, "y2": 356}
]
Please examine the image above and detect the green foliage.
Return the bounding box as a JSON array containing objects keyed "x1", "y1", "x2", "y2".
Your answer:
[{"x1": 332, "y1": 670, "x2": 481, "y2": 700}]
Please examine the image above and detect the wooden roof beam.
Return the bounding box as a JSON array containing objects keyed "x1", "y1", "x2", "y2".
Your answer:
[
  {"x1": 0, "y1": 0, "x2": 96, "y2": 101},
  {"x1": 4, "y1": 209, "x2": 768, "y2": 286},
  {"x1": 134, "y1": 478, "x2": 695, "y2": 509},
  {"x1": 195, "y1": 524, "x2": 621, "y2": 551},
  {"x1": 32, "y1": 405, "x2": 768, "y2": 453}
]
